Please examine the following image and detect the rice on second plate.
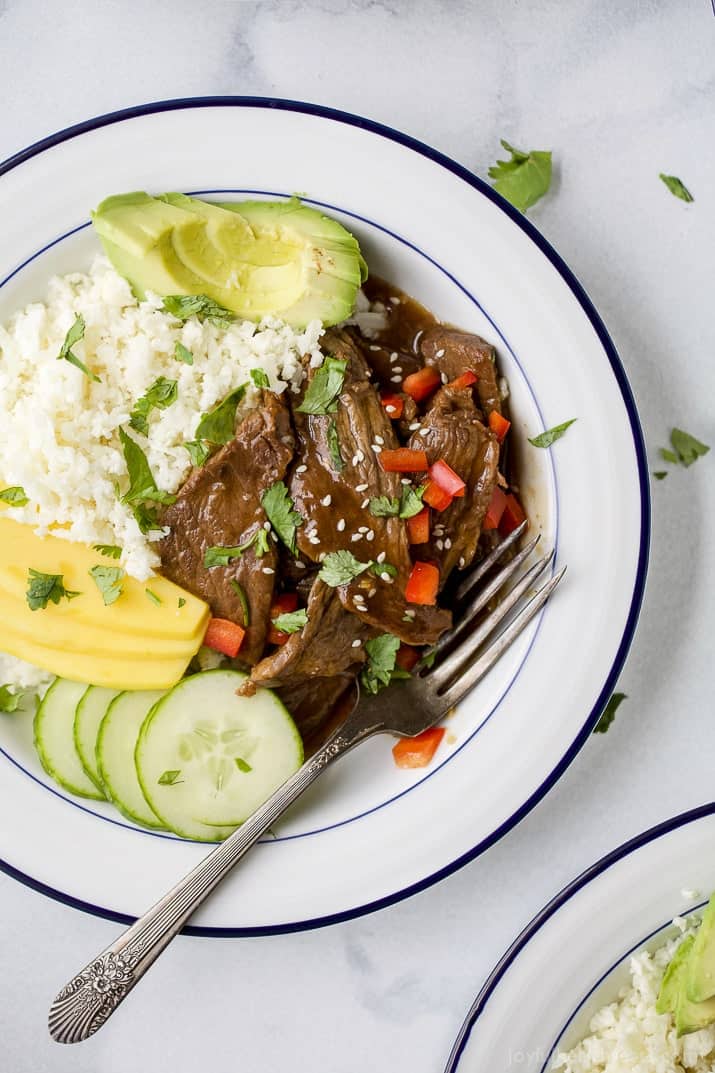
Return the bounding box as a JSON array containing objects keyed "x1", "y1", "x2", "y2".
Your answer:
[
  {"x1": 553, "y1": 921, "x2": 715, "y2": 1073},
  {"x1": 0, "y1": 255, "x2": 323, "y2": 581}
]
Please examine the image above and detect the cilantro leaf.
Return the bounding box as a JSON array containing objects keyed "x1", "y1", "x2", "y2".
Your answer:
[
  {"x1": 92, "y1": 543, "x2": 122, "y2": 559},
  {"x1": 174, "y1": 341, "x2": 194, "y2": 365},
  {"x1": 234, "y1": 758, "x2": 252, "y2": 773},
  {"x1": 129, "y1": 376, "x2": 178, "y2": 436},
  {"x1": 145, "y1": 588, "x2": 162, "y2": 606},
  {"x1": 593, "y1": 692, "x2": 627, "y2": 734},
  {"x1": 230, "y1": 579, "x2": 250, "y2": 627},
  {"x1": 0, "y1": 486, "x2": 29, "y2": 507},
  {"x1": 272, "y1": 609, "x2": 309, "y2": 634},
  {"x1": 659, "y1": 174, "x2": 694, "y2": 203},
  {"x1": 89, "y1": 565, "x2": 125, "y2": 606},
  {"x1": 261, "y1": 481, "x2": 303, "y2": 554},
  {"x1": 360, "y1": 634, "x2": 401, "y2": 695},
  {"x1": 162, "y1": 295, "x2": 234, "y2": 325},
  {"x1": 318, "y1": 550, "x2": 371, "y2": 588},
  {"x1": 118, "y1": 427, "x2": 175, "y2": 532},
  {"x1": 653, "y1": 471, "x2": 668, "y2": 481},
  {"x1": 194, "y1": 386, "x2": 246, "y2": 445},
  {"x1": 183, "y1": 439, "x2": 212, "y2": 467},
  {"x1": 488, "y1": 140, "x2": 552, "y2": 212},
  {"x1": 399, "y1": 484, "x2": 427, "y2": 519},
  {"x1": 369, "y1": 496, "x2": 400, "y2": 518},
  {"x1": 660, "y1": 448, "x2": 679, "y2": 464},
  {"x1": 178, "y1": 597, "x2": 186, "y2": 609},
  {"x1": 296, "y1": 356, "x2": 347, "y2": 415},
  {"x1": 528, "y1": 418, "x2": 577, "y2": 449},
  {"x1": 204, "y1": 530, "x2": 270, "y2": 568},
  {"x1": 0, "y1": 685, "x2": 27, "y2": 713},
  {"x1": 56, "y1": 314, "x2": 101, "y2": 382},
  {"x1": 250, "y1": 368, "x2": 270, "y2": 389},
  {"x1": 26, "y1": 569, "x2": 81, "y2": 611},
  {"x1": 670, "y1": 428, "x2": 709, "y2": 467},
  {"x1": 369, "y1": 561, "x2": 398, "y2": 579},
  {"x1": 327, "y1": 420, "x2": 344, "y2": 472},
  {"x1": 158, "y1": 769, "x2": 183, "y2": 785}
]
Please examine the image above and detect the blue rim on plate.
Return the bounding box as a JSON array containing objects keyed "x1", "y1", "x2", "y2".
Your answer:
[
  {"x1": 0, "y1": 96, "x2": 651, "y2": 937},
  {"x1": 444, "y1": 803, "x2": 715, "y2": 1072}
]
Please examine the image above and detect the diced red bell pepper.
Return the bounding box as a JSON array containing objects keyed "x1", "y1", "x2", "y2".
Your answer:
[
  {"x1": 483, "y1": 486, "x2": 507, "y2": 530},
  {"x1": 422, "y1": 480, "x2": 453, "y2": 512},
  {"x1": 405, "y1": 561, "x2": 440, "y2": 605},
  {"x1": 488, "y1": 410, "x2": 511, "y2": 443},
  {"x1": 407, "y1": 506, "x2": 430, "y2": 544},
  {"x1": 448, "y1": 370, "x2": 477, "y2": 391},
  {"x1": 267, "y1": 592, "x2": 299, "y2": 646},
  {"x1": 392, "y1": 726, "x2": 446, "y2": 769},
  {"x1": 379, "y1": 448, "x2": 429, "y2": 473},
  {"x1": 395, "y1": 644, "x2": 421, "y2": 672},
  {"x1": 380, "y1": 393, "x2": 404, "y2": 420},
  {"x1": 204, "y1": 617, "x2": 245, "y2": 658},
  {"x1": 403, "y1": 366, "x2": 441, "y2": 402},
  {"x1": 429, "y1": 459, "x2": 466, "y2": 498},
  {"x1": 499, "y1": 493, "x2": 527, "y2": 536}
]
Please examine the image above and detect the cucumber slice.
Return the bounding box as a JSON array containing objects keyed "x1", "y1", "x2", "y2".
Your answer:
[
  {"x1": 97, "y1": 691, "x2": 167, "y2": 830},
  {"x1": 74, "y1": 685, "x2": 119, "y2": 793},
  {"x1": 34, "y1": 679, "x2": 105, "y2": 800},
  {"x1": 135, "y1": 669, "x2": 303, "y2": 840}
]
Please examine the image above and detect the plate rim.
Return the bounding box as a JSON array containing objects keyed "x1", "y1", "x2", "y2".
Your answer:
[
  {"x1": 0, "y1": 95, "x2": 651, "y2": 936},
  {"x1": 444, "y1": 802, "x2": 715, "y2": 1072}
]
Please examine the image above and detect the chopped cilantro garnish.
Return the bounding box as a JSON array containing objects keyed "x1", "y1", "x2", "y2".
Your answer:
[
  {"x1": 250, "y1": 368, "x2": 270, "y2": 389},
  {"x1": 0, "y1": 685, "x2": 28, "y2": 713},
  {"x1": 0, "y1": 486, "x2": 29, "y2": 507},
  {"x1": 234, "y1": 758, "x2": 252, "y2": 773},
  {"x1": 318, "y1": 550, "x2": 371, "y2": 588},
  {"x1": 174, "y1": 341, "x2": 194, "y2": 365},
  {"x1": 194, "y1": 386, "x2": 246, "y2": 445},
  {"x1": 653, "y1": 471, "x2": 667, "y2": 481},
  {"x1": 368, "y1": 496, "x2": 399, "y2": 517},
  {"x1": 360, "y1": 634, "x2": 401, "y2": 695},
  {"x1": 659, "y1": 174, "x2": 694, "y2": 203},
  {"x1": 593, "y1": 692, "x2": 627, "y2": 734},
  {"x1": 369, "y1": 485, "x2": 426, "y2": 520},
  {"x1": 261, "y1": 481, "x2": 303, "y2": 554},
  {"x1": 118, "y1": 427, "x2": 176, "y2": 533},
  {"x1": 327, "y1": 420, "x2": 344, "y2": 472},
  {"x1": 669, "y1": 428, "x2": 710, "y2": 467},
  {"x1": 129, "y1": 376, "x2": 178, "y2": 436},
  {"x1": 296, "y1": 356, "x2": 347, "y2": 415},
  {"x1": 158, "y1": 769, "x2": 183, "y2": 785},
  {"x1": 178, "y1": 597, "x2": 186, "y2": 608},
  {"x1": 162, "y1": 294, "x2": 234, "y2": 325},
  {"x1": 488, "y1": 140, "x2": 552, "y2": 212},
  {"x1": 92, "y1": 543, "x2": 122, "y2": 559},
  {"x1": 183, "y1": 439, "x2": 212, "y2": 467},
  {"x1": 56, "y1": 314, "x2": 101, "y2": 382},
  {"x1": 145, "y1": 588, "x2": 162, "y2": 606},
  {"x1": 89, "y1": 565, "x2": 125, "y2": 606},
  {"x1": 230, "y1": 579, "x2": 250, "y2": 626},
  {"x1": 272, "y1": 609, "x2": 308, "y2": 634},
  {"x1": 528, "y1": 419, "x2": 577, "y2": 449},
  {"x1": 204, "y1": 530, "x2": 270, "y2": 568},
  {"x1": 26, "y1": 569, "x2": 81, "y2": 611}
]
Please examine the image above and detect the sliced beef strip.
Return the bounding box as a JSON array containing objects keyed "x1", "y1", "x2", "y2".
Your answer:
[
  {"x1": 420, "y1": 326, "x2": 503, "y2": 419},
  {"x1": 350, "y1": 337, "x2": 422, "y2": 394},
  {"x1": 158, "y1": 392, "x2": 294, "y2": 665},
  {"x1": 289, "y1": 329, "x2": 450, "y2": 646},
  {"x1": 408, "y1": 385, "x2": 499, "y2": 579},
  {"x1": 250, "y1": 579, "x2": 372, "y2": 688}
]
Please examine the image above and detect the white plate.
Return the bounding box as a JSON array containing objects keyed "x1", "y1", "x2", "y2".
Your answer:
[
  {"x1": 0, "y1": 98, "x2": 649, "y2": 934},
  {"x1": 446, "y1": 805, "x2": 715, "y2": 1071}
]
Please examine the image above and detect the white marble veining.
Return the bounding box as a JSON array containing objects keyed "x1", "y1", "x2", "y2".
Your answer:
[{"x1": 1, "y1": 1, "x2": 714, "y2": 1070}]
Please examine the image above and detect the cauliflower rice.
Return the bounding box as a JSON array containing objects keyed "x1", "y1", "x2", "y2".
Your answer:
[{"x1": 553, "y1": 921, "x2": 715, "y2": 1073}]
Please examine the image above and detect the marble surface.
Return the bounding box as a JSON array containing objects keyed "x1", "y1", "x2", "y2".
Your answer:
[{"x1": 1, "y1": 2, "x2": 714, "y2": 1070}]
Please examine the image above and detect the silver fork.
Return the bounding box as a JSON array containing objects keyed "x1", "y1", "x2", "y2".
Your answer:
[{"x1": 48, "y1": 522, "x2": 565, "y2": 1044}]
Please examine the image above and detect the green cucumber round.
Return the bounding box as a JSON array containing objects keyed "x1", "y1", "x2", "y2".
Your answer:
[
  {"x1": 97, "y1": 690, "x2": 167, "y2": 830},
  {"x1": 73, "y1": 685, "x2": 119, "y2": 793},
  {"x1": 135, "y1": 669, "x2": 303, "y2": 841},
  {"x1": 34, "y1": 679, "x2": 105, "y2": 800}
]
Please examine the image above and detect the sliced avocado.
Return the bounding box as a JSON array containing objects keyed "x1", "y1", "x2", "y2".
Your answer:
[
  {"x1": 91, "y1": 192, "x2": 366, "y2": 327},
  {"x1": 656, "y1": 931, "x2": 715, "y2": 1037},
  {"x1": 657, "y1": 934, "x2": 693, "y2": 1016},
  {"x1": 687, "y1": 894, "x2": 715, "y2": 1002}
]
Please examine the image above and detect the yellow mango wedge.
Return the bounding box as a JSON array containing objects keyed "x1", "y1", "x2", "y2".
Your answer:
[{"x1": 0, "y1": 518, "x2": 209, "y2": 690}]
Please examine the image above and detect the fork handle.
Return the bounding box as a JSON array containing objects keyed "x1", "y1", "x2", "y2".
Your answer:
[{"x1": 48, "y1": 720, "x2": 368, "y2": 1044}]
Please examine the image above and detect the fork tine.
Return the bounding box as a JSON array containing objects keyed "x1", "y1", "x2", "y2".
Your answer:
[
  {"x1": 455, "y1": 519, "x2": 528, "y2": 602},
  {"x1": 432, "y1": 533, "x2": 542, "y2": 655},
  {"x1": 437, "y1": 566, "x2": 567, "y2": 708},
  {"x1": 430, "y1": 550, "x2": 555, "y2": 687}
]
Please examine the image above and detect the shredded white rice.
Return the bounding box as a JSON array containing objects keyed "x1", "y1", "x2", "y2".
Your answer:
[
  {"x1": 553, "y1": 922, "x2": 715, "y2": 1072},
  {"x1": 0, "y1": 256, "x2": 323, "y2": 581}
]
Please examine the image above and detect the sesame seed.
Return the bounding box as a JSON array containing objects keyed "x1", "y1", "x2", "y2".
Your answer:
[
  {"x1": 376, "y1": 551, "x2": 386, "y2": 563},
  {"x1": 351, "y1": 533, "x2": 363, "y2": 542},
  {"x1": 390, "y1": 375, "x2": 402, "y2": 384},
  {"x1": 390, "y1": 352, "x2": 398, "y2": 363},
  {"x1": 389, "y1": 296, "x2": 401, "y2": 305},
  {"x1": 458, "y1": 557, "x2": 466, "y2": 569},
  {"x1": 413, "y1": 330, "x2": 424, "y2": 348},
  {"x1": 263, "y1": 520, "x2": 271, "y2": 530},
  {"x1": 296, "y1": 464, "x2": 307, "y2": 474},
  {"x1": 309, "y1": 535, "x2": 321, "y2": 546},
  {"x1": 444, "y1": 537, "x2": 452, "y2": 549},
  {"x1": 400, "y1": 477, "x2": 411, "y2": 486},
  {"x1": 361, "y1": 498, "x2": 370, "y2": 509},
  {"x1": 436, "y1": 539, "x2": 444, "y2": 550},
  {"x1": 318, "y1": 552, "x2": 326, "y2": 562},
  {"x1": 386, "y1": 405, "x2": 397, "y2": 414},
  {"x1": 358, "y1": 526, "x2": 369, "y2": 534},
  {"x1": 375, "y1": 434, "x2": 384, "y2": 445},
  {"x1": 418, "y1": 427, "x2": 429, "y2": 437},
  {"x1": 404, "y1": 609, "x2": 416, "y2": 619},
  {"x1": 321, "y1": 494, "x2": 332, "y2": 506},
  {"x1": 441, "y1": 372, "x2": 448, "y2": 384},
  {"x1": 351, "y1": 639, "x2": 362, "y2": 648},
  {"x1": 356, "y1": 450, "x2": 365, "y2": 463},
  {"x1": 351, "y1": 454, "x2": 359, "y2": 466},
  {"x1": 371, "y1": 443, "x2": 382, "y2": 453},
  {"x1": 337, "y1": 518, "x2": 346, "y2": 531},
  {"x1": 355, "y1": 483, "x2": 368, "y2": 492},
  {"x1": 393, "y1": 367, "x2": 403, "y2": 374},
  {"x1": 369, "y1": 345, "x2": 381, "y2": 352},
  {"x1": 408, "y1": 421, "x2": 420, "y2": 431},
  {"x1": 366, "y1": 530, "x2": 375, "y2": 542},
  {"x1": 368, "y1": 587, "x2": 377, "y2": 598},
  {"x1": 295, "y1": 560, "x2": 307, "y2": 570},
  {"x1": 380, "y1": 572, "x2": 394, "y2": 583},
  {"x1": 271, "y1": 532, "x2": 278, "y2": 542},
  {"x1": 262, "y1": 567, "x2": 275, "y2": 575},
  {"x1": 436, "y1": 348, "x2": 445, "y2": 358}
]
